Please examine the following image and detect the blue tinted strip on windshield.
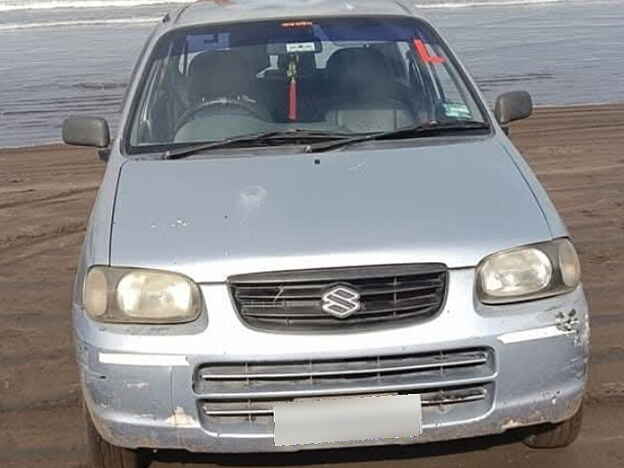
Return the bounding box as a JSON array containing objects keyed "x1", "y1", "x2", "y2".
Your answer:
[
  {"x1": 155, "y1": 17, "x2": 436, "y2": 57},
  {"x1": 319, "y1": 17, "x2": 430, "y2": 41},
  {"x1": 186, "y1": 32, "x2": 231, "y2": 53}
]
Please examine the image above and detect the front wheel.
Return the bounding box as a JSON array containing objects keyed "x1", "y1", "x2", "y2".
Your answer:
[
  {"x1": 83, "y1": 400, "x2": 148, "y2": 468},
  {"x1": 523, "y1": 404, "x2": 583, "y2": 448}
]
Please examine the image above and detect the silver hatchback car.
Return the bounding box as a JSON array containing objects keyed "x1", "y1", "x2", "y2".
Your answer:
[{"x1": 63, "y1": 1, "x2": 589, "y2": 467}]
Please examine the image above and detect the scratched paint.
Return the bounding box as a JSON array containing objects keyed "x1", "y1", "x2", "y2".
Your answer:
[{"x1": 166, "y1": 407, "x2": 197, "y2": 428}]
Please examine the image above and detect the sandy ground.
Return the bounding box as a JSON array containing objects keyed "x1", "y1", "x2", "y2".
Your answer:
[{"x1": 1, "y1": 105, "x2": 623, "y2": 467}]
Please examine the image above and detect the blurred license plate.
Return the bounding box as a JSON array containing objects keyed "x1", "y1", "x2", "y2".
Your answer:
[{"x1": 273, "y1": 394, "x2": 422, "y2": 446}]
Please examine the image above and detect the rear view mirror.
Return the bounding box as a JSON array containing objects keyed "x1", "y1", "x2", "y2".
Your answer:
[
  {"x1": 62, "y1": 116, "x2": 110, "y2": 148},
  {"x1": 494, "y1": 91, "x2": 533, "y2": 125}
]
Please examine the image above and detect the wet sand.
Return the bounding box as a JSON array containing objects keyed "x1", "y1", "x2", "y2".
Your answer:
[{"x1": 1, "y1": 104, "x2": 623, "y2": 467}]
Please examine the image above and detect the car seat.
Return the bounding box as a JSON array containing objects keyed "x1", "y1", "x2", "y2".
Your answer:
[{"x1": 324, "y1": 47, "x2": 416, "y2": 133}]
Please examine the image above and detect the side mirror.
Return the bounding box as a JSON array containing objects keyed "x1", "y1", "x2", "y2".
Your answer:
[
  {"x1": 62, "y1": 116, "x2": 110, "y2": 148},
  {"x1": 494, "y1": 91, "x2": 533, "y2": 126}
]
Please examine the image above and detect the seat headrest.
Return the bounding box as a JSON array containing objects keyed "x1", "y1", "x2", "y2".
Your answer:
[
  {"x1": 326, "y1": 48, "x2": 391, "y2": 96},
  {"x1": 189, "y1": 50, "x2": 253, "y2": 101}
]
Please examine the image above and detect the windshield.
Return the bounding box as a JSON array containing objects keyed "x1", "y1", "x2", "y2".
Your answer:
[{"x1": 127, "y1": 16, "x2": 487, "y2": 153}]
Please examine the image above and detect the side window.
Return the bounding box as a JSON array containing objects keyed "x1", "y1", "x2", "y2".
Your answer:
[{"x1": 129, "y1": 58, "x2": 164, "y2": 145}]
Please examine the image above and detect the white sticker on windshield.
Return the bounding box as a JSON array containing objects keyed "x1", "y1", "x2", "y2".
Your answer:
[
  {"x1": 286, "y1": 42, "x2": 316, "y2": 53},
  {"x1": 443, "y1": 103, "x2": 472, "y2": 119}
]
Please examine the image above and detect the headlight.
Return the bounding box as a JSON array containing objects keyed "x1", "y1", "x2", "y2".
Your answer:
[
  {"x1": 83, "y1": 267, "x2": 201, "y2": 323},
  {"x1": 477, "y1": 238, "x2": 581, "y2": 304}
]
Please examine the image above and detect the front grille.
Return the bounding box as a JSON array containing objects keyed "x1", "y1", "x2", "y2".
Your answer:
[
  {"x1": 194, "y1": 348, "x2": 496, "y2": 435},
  {"x1": 228, "y1": 264, "x2": 447, "y2": 331}
]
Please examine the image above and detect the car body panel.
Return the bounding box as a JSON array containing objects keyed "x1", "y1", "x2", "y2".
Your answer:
[
  {"x1": 110, "y1": 137, "x2": 550, "y2": 282},
  {"x1": 172, "y1": 0, "x2": 416, "y2": 29},
  {"x1": 75, "y1": 272, "x2": 589, "y2": 451},
  {"x1": 498, "y1": 136, "x2": 569, "y2": 238}
]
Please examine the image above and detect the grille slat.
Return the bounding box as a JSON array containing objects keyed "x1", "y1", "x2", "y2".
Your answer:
[
  {"x1": 202, "y1": 386, "x2": 489, "y2": 418},
  {"x1": 200, "y1": 352, "x2": 488, "y2": 380},
  {"x1": 242, "y1": 296, "x2": 440, "y2": 316},
  {"x1": 196, "y1": 373, "x2": 495, "y2": 400},
  {"x1": 205, "y1": 408, "x2": 274, "y2": 416},
  {"x1": 359, "y1": 283, "x2": 441, "y2": 296},
  {"x1": 229, "y1": 264, "x2": 447, "y2": 331},
  {"x1": 239, "y1": 308, "x2": 438, "y2": 325},
  {"x1": 234, "y1": 280, "x2": 443, "y2": 299},
  {"x1": 236, "y1": 293, "x2": 320, "y2": 300},
  {"x1": 241, "y1": 300, "x2": 320, "y2": 309}
]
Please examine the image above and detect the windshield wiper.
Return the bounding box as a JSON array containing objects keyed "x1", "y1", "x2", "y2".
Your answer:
[
  {"x1": 162, "y1": 129, "x2": 354, "y2": 160},
  {"x1": 304, "y1": 121, "x2": 490, "y2": 153}
]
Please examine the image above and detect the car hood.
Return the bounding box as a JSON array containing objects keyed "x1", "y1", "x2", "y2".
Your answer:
[{"x1": 111, "y1": 138, "x2": 551, "y2": 282}]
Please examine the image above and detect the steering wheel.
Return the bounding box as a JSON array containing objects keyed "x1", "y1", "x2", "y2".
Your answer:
[{"x1": 175, "y1": 97, "x2": 270, "y2": 133}]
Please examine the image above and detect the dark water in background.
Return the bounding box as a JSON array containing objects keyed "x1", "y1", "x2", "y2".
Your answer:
[{"x1": 0, "y1": 0, "x2": 623, "y2": 148}]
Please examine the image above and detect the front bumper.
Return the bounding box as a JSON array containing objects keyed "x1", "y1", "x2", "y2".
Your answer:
[{"x1": 75, "y1": 269, "x2": 589, "y2": 452}]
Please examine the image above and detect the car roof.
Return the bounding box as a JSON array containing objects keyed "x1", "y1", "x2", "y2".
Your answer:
[{"x1": 168, "y1": 0, "x2": 420, "y2": 29}]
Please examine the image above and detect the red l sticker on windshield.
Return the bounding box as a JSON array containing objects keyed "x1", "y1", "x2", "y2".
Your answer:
[{"x1": 413, "y1": 39, "x2": 446, "y2": 64}]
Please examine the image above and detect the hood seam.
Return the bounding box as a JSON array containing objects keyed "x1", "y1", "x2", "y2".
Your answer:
[
  {"x1": 498, "y1": 140, "x2": 554, "y2": 239},
  {"x1": 108, "y1": 158, "x2": 130, "y2": 265}
]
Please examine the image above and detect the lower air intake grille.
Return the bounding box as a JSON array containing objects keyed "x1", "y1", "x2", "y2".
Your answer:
[{"x1": 194, "y1": 348, "x2": 496, "y2": 434}]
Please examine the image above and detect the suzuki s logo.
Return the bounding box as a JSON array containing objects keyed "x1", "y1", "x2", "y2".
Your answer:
[{"x1": 321, "y1": 285, "x2": 361, "y2": 319}]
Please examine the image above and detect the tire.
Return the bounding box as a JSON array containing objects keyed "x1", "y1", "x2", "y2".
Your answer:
[
  {"x1": 83, "y1": 400, "x2": 148, "y2": 468},
  {"x1": 523, "y1": 404, "x2": 583, "y2": 449}
]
